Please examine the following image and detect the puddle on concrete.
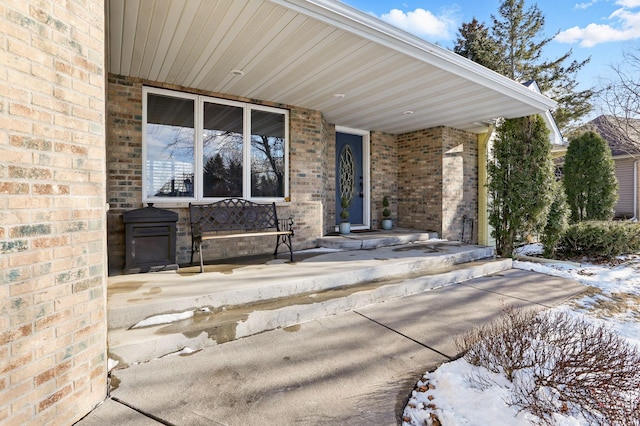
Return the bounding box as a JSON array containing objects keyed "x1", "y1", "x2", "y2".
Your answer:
[
  {"x1": 283, "y1": 324, "x2": 301, "y2": 332},
  {"x1": 291, "y1": 251, "x2": 331, "y2": 262},
  {"x1": 142, "y1": 286, "x2": 162, "y2": 296},
  {"x1": 155, "y1": 307, "x2": 249, "y2": 344},
  {"x1": 126, "y1": 297, "x2": 154, "y2": 303},
  {"x1": 109, "y1": 374, "x2": 120, "y2": 392},
  {"x1": 151, "y1": 278, "x2": 396, "y2": 345},
  {"x1": 107, "y1": 281, "x2": 146, "y2": 298}
]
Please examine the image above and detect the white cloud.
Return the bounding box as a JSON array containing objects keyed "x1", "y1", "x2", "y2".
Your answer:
[
  {"x1": 556, "y1": 4, "x2": 640, "y2": 47},
  {"x1": 616, "y1": 0, "x2": 640, "y2": 7},
  {"x1": 379, "y1": 7, "x2": 459, "y2": 41},
  {"x1": 574, "y1": 1, "x2": 598, "y2": 10}
]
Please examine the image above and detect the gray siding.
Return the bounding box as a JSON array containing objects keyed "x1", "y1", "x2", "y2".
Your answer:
[{"x1": 615, "y1": 158, "x2": 636, "y2": 218}]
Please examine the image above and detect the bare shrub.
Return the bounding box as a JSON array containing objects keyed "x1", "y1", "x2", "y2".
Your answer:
[
  {"x1": 455, "y1": 307, "x2": 640, "y2": 425},
  {"x1": 455, "y1": 306, "x2": 540, "y2": 382}
]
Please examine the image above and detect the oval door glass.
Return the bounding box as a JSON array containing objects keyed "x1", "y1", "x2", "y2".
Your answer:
[{"x1": 339, "y1": 145, "x2": 355, "y2": 205}]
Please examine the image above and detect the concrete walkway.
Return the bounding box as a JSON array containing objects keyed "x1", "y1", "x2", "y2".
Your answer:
[{"x1": 76, "y1": 268, "x2": 584, "y2": 426}]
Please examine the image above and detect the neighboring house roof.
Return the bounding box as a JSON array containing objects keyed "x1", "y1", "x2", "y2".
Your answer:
[
  {"x1": 578, "y1": 115, "x2": 640, "y2": 157},
  {"x1": 107, "y1": 0, "x2": 556, "y2": 134}
]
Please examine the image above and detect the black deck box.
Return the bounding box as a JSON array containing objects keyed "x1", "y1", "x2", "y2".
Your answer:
[{"x1": 123, "y1": 204, "x2": 179, "y2": 274}]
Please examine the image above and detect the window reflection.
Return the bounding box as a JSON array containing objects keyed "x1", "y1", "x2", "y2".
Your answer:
[
  {"x1": 143, "y1": 88, "x2": 288, "y2": 201},
  {"x1": 251, "y1": 110, "x2": 285, "y2": 197},
  {"x1": 145, "y1": 94, "x2": 195, "y2": 198},
  {"x1": 202, "y1": 102, "x2": 243, "y2": 197}
]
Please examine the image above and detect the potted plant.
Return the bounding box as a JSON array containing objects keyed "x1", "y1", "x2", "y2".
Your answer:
[
  {"x1": 339, "y1": 195, "x2": 351, "y2": 234},
  {"x1": 381, "y1": 196, "x2": 392, "y2": 230}
]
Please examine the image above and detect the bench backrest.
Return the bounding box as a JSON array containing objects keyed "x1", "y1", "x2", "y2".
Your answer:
[{"x1": 189, "y1": 198, "x2": 279, "y2": 232}]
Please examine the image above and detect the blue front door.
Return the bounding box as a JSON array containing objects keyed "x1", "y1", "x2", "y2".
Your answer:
[{"x1": 336, "y1": 132, "x2": 363, "y2": 225}]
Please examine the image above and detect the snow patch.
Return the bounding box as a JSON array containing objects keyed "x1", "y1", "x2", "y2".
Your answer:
[
  {"x1": 131, "y1": 310, "x2": 195, "y2": 328},
  {"x1": 404, "y1": 258, "x2": 640, "y2": 425}
]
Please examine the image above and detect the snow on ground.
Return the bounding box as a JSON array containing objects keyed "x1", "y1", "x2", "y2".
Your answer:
[
  {"x1": 403, "y1": 249, "x2": 640, "y2": 425},
  {"x1": 131, "y1": 307, "x2": 212, "y2": 328}
]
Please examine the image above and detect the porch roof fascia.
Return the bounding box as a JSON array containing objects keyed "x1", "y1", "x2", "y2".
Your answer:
[{"x1": 271, "y1": 0, "x2": 557, "y2": 113}]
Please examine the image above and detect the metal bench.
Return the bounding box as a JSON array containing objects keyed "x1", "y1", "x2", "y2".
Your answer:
[{"x1": 189, "y1": 198, "x2": 294, "y2": 272}]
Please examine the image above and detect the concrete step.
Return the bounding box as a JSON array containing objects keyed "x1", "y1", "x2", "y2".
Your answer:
[
  {"x1": 316, "y1": 229, "x2": 439, "y2": 250},
  {"x1": 107, "y1": 241, "x2": 494, "y2": 331},
  {"x1": 108, "y1": 255, "x2": 512, "y2": 367}
]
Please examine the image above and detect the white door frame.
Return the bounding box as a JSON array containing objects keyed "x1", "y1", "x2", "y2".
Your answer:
[{"x1": 335, "y1": 126, "x2": 370, "y2": 230}]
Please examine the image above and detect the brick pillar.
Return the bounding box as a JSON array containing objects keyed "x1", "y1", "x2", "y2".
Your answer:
[
  {"x1": 397, "y1": 127, "x2": 478, "y2": 242},
  {"x1": 0, "y1": 1, "x2": 108, "y2": 424},
  {"x1": 441, "y1": 127, "x2": 478, "y2": 242},
  {"x1": 397, "y1": 128, "x2": 444, "y2": 233}
]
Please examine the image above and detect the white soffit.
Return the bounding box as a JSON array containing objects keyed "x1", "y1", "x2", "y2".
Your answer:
[{"x1": 107, "y1": 0, "x2": 557, "y2": 134}]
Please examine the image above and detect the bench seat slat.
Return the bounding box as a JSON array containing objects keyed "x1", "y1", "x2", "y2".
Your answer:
[{"x1": 199, "y1": 230, "x2": 292, "y2": 240}]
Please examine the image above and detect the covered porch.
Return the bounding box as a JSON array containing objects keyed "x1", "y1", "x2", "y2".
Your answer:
[{"x1": 105, "y1": 0, "x2": 556, "y2": 275}]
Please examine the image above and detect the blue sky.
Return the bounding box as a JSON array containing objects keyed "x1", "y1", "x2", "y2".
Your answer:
[{"x1": 342, "y1": 0, "x2": 640, "y2": 111}]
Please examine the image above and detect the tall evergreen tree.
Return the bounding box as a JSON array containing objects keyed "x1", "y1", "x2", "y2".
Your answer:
[
  {"x1": 563, "y1": 131, "x2": 618, "y2": 222},
  {"x1": 490, "y1": 0, "x2": 548, "y2": 81},
  {"x1": 488, "y1": 115, "x2": 555, "y2": 257},
  {"x1": 453, "y1": 18, "x2": 499, "y2": 70},
  {"x1": 454, "y1": 0, "x2": 593, "y2": 131}
]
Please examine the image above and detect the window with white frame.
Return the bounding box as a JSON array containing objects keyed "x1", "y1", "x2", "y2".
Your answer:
[{"x1": 143, "y1": 87, "x2": 289, "y2": 202}]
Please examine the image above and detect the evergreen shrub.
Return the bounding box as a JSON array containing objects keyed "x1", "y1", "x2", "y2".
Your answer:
[
  {"x1": 559, "y1": 221, "x2": 640, "y2": 258},
  {"x1": 541, "y1": 181, "x2": 569, "y2": 257},
  {"x1": 488, "y1": 115, "x2": 554, "y2": 257},
  {"x1": 563, "y1": 131, "x2": 618, "y2": 222}
]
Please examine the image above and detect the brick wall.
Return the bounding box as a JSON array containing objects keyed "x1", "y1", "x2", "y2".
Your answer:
[
  {"x1": 106, "y1": 75, "x2": 141, "y2": 273},
  {"x1": 0, "y1": 1, "x2": 107, "y2": 425},
  {"x1": 441, "y1": 127, "x2": 478, "y2": 242},
  {"x1": 106, "y1": 75, "x2": 329, "y2": 273},
  {"x1": 371, "y1": 131, "x2": 398, "y2": 228},
  {"x1": 398, "y1": 128, "x2": 444, "y2": 232},
  {"x1": 397, "y1": 127, "x2": 478, "y2": 241}
]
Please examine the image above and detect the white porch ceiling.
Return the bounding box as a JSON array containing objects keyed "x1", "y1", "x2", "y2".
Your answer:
[{"x1": 107, "y1": 0, "x2": 557, "y2": 134}]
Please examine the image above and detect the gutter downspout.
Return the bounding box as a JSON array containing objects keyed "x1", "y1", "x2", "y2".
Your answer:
[{"x1": 633, "y1": 160, "x2": 638, "y2": 221}]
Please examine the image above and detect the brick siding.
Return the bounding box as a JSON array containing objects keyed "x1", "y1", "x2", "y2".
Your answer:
[
  {"x1": 397, "y1": 127, "x2": 478, "y2": 242},
  {"x1": 371, "y1": 131, "x2": 398, "y2": 228},
  {"x1": 0, "y1": 1, "x2": 107, "y2": 424},
  {"x1": 441, "y1": 127, "x2": 478, "y2": 242}
]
